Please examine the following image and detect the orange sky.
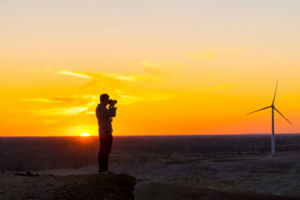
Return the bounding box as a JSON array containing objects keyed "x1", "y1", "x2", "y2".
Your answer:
[{"x1": 1, "y1": 1, "x2": 300, "y2": 136}]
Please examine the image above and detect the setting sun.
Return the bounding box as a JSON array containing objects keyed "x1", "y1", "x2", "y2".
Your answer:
[{"x1": 81, "y1": 133, "x2": 90, "y2": 137}]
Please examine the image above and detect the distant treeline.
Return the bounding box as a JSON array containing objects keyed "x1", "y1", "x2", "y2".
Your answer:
[{"x1": 1, "y1": 135, "x2": 300, "y2": 171}]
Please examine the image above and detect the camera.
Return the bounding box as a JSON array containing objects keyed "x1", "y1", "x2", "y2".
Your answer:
[{"x1": 108, "y1": 99, "x2": 117, "y2": 105}]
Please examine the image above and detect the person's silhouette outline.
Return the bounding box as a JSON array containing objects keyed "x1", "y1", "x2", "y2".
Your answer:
[{"x1": 96, "y1": 93, "x2": 117, "y2": 174}]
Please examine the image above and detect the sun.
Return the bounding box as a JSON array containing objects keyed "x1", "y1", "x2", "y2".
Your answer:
[{"x1": 81, "y1": 133, "x2": 90, "y2": 137}]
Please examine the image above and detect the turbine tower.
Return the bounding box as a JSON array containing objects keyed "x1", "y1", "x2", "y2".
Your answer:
[{"x1": 246, "y1": 80, "x2": 293, "y2": 156}]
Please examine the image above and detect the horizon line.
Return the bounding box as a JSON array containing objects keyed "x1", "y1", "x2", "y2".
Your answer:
[{"x1": 2, "y1": 133, "x2": 300, "y2": 138}]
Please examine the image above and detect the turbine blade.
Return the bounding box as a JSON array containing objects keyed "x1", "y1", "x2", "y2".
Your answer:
[
  {"x1": 246, "y1": 106, "x2": 271, "y2": 116},
  {"x1": 274, "y1": 107, "x2": 293, "y2": 125},
  {"x1": 272, "y1": 79, "x2": 279, "y2": 105}
]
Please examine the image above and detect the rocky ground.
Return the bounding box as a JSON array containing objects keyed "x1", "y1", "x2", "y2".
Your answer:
[
  {"x1": 35, "y1": 152, "x2": 300, "y2": 199},
  {"x1": 0, "y1": 172, "x2": 135, "y2": 200},
  {"x1": 1, "y1": 170, "x2": 299, "y2": 200},
  {"x1": 123, "y1": 151, "x2": 300, "y2": 198},
  {"x1": 2, "y1": 151, "x2": 300, "y2": 200},
  {"x1": 135, "y1": 182, "x2": 300, "y2": 200}
]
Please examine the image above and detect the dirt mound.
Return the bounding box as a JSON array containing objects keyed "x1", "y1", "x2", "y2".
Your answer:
[{"x1": 0, "y1": 171, "x2": 135, "y2": 200}]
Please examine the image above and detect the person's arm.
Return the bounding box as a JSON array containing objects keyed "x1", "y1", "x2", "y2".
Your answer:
[
  {"x1": 109, "y1": 106, "x2": 117, "y2": 117},
  {"x1": 97, "y1": 106, "x2": 117, "y2": 117},
  {"x1": 109, "y1": 107, "x2": 117, "y2": 117}
]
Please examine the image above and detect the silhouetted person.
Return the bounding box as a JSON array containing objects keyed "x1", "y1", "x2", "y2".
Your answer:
[{"x1": 96, "y1": 94, "x2": 117, "y2": 174}]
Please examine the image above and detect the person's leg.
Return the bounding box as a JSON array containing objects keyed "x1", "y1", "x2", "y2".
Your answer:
[
  {"x1": 98, "y1": 148, "x2": 105, "y2": 172},
  {"x1": 103, "y1": 153, "x2": 109, "y2": 171},
  {"x1": 106, "y1": 134, "x2": 113, "y2": 171},
  {"x1": 99, "y1": 138, "x2": 108, "y2": 172},
  {"x1": 98, "y1": 146, "x2": 101, "y2": 172},
  {"x1": 99, "y1": 133, "x2": 113, "y2": 173},
  {"x1": 107, "y1": 134, "x2": 113, "y2": 154}
]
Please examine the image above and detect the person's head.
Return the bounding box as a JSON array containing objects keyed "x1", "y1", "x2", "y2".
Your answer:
[{"x1": 100, "y1": 93, "x2": 110, "y2": 105}]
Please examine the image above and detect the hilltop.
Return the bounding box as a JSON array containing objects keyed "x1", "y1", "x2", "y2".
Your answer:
[{"x1": 0, "y1": 172, "x2": 135, "y2": 200}]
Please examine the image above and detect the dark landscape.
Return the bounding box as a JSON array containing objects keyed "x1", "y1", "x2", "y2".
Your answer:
[{"x1": 1, "y1": 135, "x2": 300, "y2": 199}]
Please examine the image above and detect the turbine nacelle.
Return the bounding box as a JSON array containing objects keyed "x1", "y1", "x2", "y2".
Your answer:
[{"x1": 246, "y1": 80, "x2": 291, "y2": 125}]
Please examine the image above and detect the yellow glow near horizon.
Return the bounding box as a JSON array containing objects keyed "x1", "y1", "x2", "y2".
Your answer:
[
  {"x1": 67, "y1": 126, "x2": 98, "y2": 137},
  {"x1": 81, "y1": 133, "x2": 90, "y2": 137}
]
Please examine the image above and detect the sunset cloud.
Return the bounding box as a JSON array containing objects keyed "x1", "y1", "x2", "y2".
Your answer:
[
  {"x1": 86, "y1": 111, "x2": 95, "y2": 115},
  {"x1": 18, "y1": 98, "x2": 52, "y2": 102},
  {"x1": 114, "y1": 91, "x2": 175, "y2": 105},
  {"x1": 25, "y1": 107, "x2": 88, "y2": 116},
  {"x1": 140, "y1": 61, "x2": 163, "y2": 76},
  {"x1": 185, "y1": 51, "x2": 216, "y2": 60},
  {"x1": 19, "y1": 94, "x2": 99, "y2": 117},
  {"x1": 58, "y1": 71, "x2": 93, "y2": 79},
  {"x1": 47, "y1": 70, "x2": 164, "y2": 87},
  {"x1": 185, "y1": 50, "x2": 244, "y2": 61},
  {"x1": 49, "y1": 95, "x2": 96, "y2": 104},
  {"x1": 101, "y1": 73, "x2": 163, "y2": 82},
  {"x1": 18, "y1": 95, "x2": 98, "y2": 105}
]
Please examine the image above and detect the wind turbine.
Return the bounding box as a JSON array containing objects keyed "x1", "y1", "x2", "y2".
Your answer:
[{"x1": 246, "y1": 80, "x2": 293, "y2": 156}]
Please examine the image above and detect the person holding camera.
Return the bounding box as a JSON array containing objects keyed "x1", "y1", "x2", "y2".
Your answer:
[{"x1": 96, "y1": 93, "x2": 117, "y2": 174}]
